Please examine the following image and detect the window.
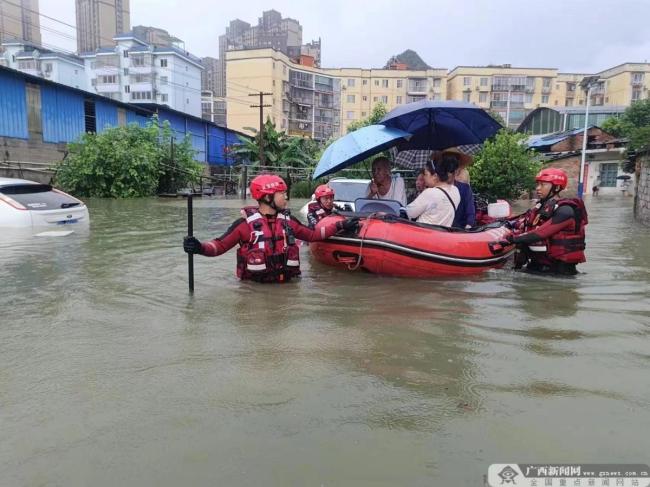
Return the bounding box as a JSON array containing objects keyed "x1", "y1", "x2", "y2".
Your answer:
[
  {"x1": 74, "y1": 69, "x2": 78, "y2": 75},
  {"x1": 186, "y1": 98, "x2": 189, "y2": 104},
  {"x1": 347, "y1": 78, "x2": 355, "y2": 87},
  {"x1": 347, "y1": 94, "x2": 355, "y2": 103},
  {"x1": 381, "y1": 95, "x2": 388, "y2": 103},
  {"x1": 480, "y1": 77, "x2": 488, "y2": 86},
  {"x1": 479, "y1": 92, "x2": 488, "y2": 103},
  {"x1": 346, "y1": 111, "x2": 354, "y2": 119},
  {"x1": 124, "y1": 85, "x2": 130, "y2": 93},
  {"x1": 283, "y1": 65, "x2": 286, "y2": 74},
  {"x1": 599, "y1": 163, "x2": 618, "y2": 187},
  {"x1": 160, "y1": 76, "x2": 168, "y2": 85},
  {"x1": 632, "y1": 89, "x2": 642, "y2": 101},
  {"x1": 525, "y1": 93, "x2": 533, "y2": 103},
  {"x1": 565, "y1": 98, "x2": 574, "y2": 106},
  {"x1": 382, "y1": 79, "x2": 389, "y2": 88},
  {"x1": 463, "y1": 77, "x2": 471, "y2": 86},
  {"x1": 131, "y1": 56, "x2": 145, "y2": 67},
  {"x1": 541, "y1": 95, "x2": 549, "y2": 103},
  {"x1": 396, "y1": 95, "x2": 402, "y2": 104},
  {"x1": 396, "y1": 80, "x2": 403, "y2": 88},
  {"x1": 361, "y1": 111, "x2": 367, "y2": 117},
  {"x1": 99, "y1": 75, "x2": 117, "y2": 84},
  {"x1": 131, "y1": 91, "x2": 152, "y2": 100},
  {"x1": 567, "y1": 83, "x2": 576, "y2": 92},
  {"x1": 123, "y1": 50, "x2": 129, "y2": 58},
  {"x1": 123, "y1": 68, "x2": 129, "y2": 75},
  {"x1": 160, "y1": 59, "x2": 168, "y2": 68},
  {"x1": 90, "y1": 61, "x2": 96, "y2": 69},
  {"x1": 542, "y1": 77, "x2": 552, "y2": 88},
  {"x1": 160, "y1": 93, "x2": 168, "y2": 103},
  {"x1": 433, "y1": 78, "x2": 441, "y2": 88},
  {"x1": 463, "y1": 92, "x2": 471, "y2": 102},
  {"x1": 431, "y1": 93, "x2": 442, "y2": 101},
  {"x1": 362, "y1": 79, "x2": 368, "y2": 85},
  {"x1": 362, "y1": 95, "x2": 367, "y2": 101},
  {"x1": 632, "y1": 72, "x2": 644, "y2": 84},
  {"x1": 374, "y1": 80, "x2": 379, "y2": 86},
  {"x1": 373, "y1": 96, "x2": 378, "y2": 102},
  {"x1": 44, "y1": 62, "x2": 53, "y2": 73}
]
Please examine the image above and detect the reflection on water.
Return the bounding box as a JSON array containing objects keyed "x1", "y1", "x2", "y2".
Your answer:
[{"x1": 1, "y1": 195, "x2": 649, "y2": 486}]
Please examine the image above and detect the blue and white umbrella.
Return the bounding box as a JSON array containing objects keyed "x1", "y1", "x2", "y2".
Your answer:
[{"x1": 312, "y1": 124, "x2": 412, "y2": 179}]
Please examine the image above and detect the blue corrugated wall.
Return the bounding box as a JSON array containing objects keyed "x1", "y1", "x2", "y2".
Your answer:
[
  {"x1": 0, "y1": 71, "x2": 28, "y2": 139},
  {"x1": 0, "y1": 67, "x2": 246, "y2": 165},
  {"x1": 96, "y1": 100, "x2": 118, "y2": 132},
  {"x1": 126, "y1": 110, "x2": 149, "y2": 127},
  {"x1": 41, "y1": 85, "x2": 85, "y2": 143}
]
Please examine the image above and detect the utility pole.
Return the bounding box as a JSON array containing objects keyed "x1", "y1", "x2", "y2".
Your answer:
[
  {"x1": 578, "y1": 76, "x2": 600, "y2": 199},
  {"x1": 249, "y1": 91, "x2": 272, "y2": 167}
]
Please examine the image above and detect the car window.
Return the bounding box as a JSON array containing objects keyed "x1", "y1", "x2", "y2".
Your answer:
[
  {"x1": 0, "y1": 184, "x2": 81, "y2": 211},
  {"x1": 329, "y1": 181, "x2": 369, "y2": 202}
]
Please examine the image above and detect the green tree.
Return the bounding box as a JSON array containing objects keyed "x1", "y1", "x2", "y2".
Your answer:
[
  {"x1": 602, "y1": 99, "x2": 650, "y2": 151},
  {"x1": 231, "y1": 118, "x2": 320, "y2": 169},
  {"x1": 487, "y1": 109, "x2": 507, "y2": 128},
  {"x1": 346, "y1": 103, "x2": 387, "y2": 133},
  {"x1": 469, "y1": 129, "x2": 541, "y2": 201},
  {"x1": 54, "y1": 117, "x2": 202, "y2": 198}
]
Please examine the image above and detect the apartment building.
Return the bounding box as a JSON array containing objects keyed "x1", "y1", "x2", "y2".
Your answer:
[
  {"x1": 447, "y1": 65, "x2": 559, "y2": 128},
  {"x1": 80, "y1": 33, "x2": 203, "y2": 117},
  {"x1": 226, "y1": 48, "x2": 340, "y2": 141},
  {"x1": 226, "y1": 48, "x2": 447, "y2": 140},
  {"x1": 217, "y1": 10, "x2": 320, "y2": 97},
  {"x1": 1, "y1": 39, "x2": 86, "y2": 89},
  {"x1": 591, "y1": 63, "x2": 650, "y2": 106},
  {"x1": 76, "y1": 0, "x2": 130, "y2": 53},
  {"x1": 328, "y1": 66, "x2": 447, "y2": 125},
  {"x1": 0, "y1": 0, "x2": 41, "y2": 44}
]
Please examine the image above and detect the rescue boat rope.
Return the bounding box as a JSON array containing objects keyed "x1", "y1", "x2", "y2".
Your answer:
[{"x1": 347, "y1": 214, "x2": 375, "y2": 271}]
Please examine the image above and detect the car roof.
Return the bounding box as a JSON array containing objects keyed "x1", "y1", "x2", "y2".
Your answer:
[{"x1": 0, "y1": 177, "x2": 41, "y2": 187}]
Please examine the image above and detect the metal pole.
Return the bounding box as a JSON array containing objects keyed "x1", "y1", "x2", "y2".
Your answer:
[
  {"x1": 259, "y1": 92, "x2": 265, "y2": 167},
  {"x1": 578, "y1": 85, "x2": 592, "y2": 199},
  {"x1": 505, "y1": 87, "x2": 511, "y2": 129},
  {"x1": 241, "y1": 164, "x2": 248, "y2": 199},
  {"x1": 187, "y1": 194, "x2": 194, "y2": 293}
]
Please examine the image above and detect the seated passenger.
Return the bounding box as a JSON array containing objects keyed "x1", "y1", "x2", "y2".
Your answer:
[
  {"x1": 407, "y1": 169, "x2": 425, "y2": 204},
  {"x1": 435, "y1": 153, "x2": 476, "y2": 229},
  {"x1": 405, "y1": 155, "x2": 460, "y2": 226},
  {"x1": 307, "y1": 184, "x2": 335, "y2": 228},
  {"x1": 367, "y1": 156, "x2": 407, "y2": 206}
]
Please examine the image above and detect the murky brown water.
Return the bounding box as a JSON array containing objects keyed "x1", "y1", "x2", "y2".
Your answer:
[{"x1": 1, "y1": 195, "x2": 649, "y2": 486}]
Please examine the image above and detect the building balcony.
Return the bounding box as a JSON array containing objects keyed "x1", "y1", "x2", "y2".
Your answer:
[
  {"x1": 407, "y1": 89, "x2": 428, "y2": 96},
  {"x1": 131, "y1": 82, "x2": 153, "y2": 91},
  {"x1": 95, "y1": 83, "x2": 120, "y2": 93},
  {"x1": 94, "y1": 65, "x2": 119, "y2": 75},
  {"x1": 490, "y1": 100, "x2": 525, "y2": 109},
  {"x1": 129, "y1": 64, "x2": 153, "y2": 74},
  {"x1": 542, "y1": 86, "x2": 552, "y2": 94}
]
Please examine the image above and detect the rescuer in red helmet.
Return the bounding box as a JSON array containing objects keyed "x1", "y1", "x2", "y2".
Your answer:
[
  {"x1": 183, "y1": 174, "x2": 359, "y2": 283},
  {"x1": 506, "y1": 168, "x2": 588, "y2": 275},
  {"x1": 307, "y1": 184, "x2": 335, "y2": 228}
]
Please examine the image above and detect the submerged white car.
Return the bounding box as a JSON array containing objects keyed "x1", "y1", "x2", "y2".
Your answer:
[
  {"x1": 0, "y1": 178, "x2": 89, "y2": 228},
  {"x1": 298, "y1": 177, "x2": 371, "y2": 220}
]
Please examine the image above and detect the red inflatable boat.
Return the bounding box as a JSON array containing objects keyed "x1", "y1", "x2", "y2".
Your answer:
[{"x1": 310, "y1": 214, "x2": 515, "y2": 277}]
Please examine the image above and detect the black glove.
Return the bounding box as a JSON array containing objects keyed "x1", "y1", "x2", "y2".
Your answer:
[
  {"x1": 336, "y1": 217, "x2": 360, "y2": 233},
  {"x1": 183, "y1": 236, "x2": 203, "y2": 254},
  {"x1": 498, "y1": 234, "x2": 515, "y2": 247}
]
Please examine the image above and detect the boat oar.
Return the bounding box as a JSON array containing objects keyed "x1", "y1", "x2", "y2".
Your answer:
[{"x1": 187, "y1": 194, "x2": 194, "y2": 293}]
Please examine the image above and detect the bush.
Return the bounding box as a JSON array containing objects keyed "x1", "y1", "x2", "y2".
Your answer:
[
  {"x1": 470, "y1": 129, "x2": 541, "y2": 201},
  {"x1": 54, "y1": 117, "x2": 202, "y2": 198}
]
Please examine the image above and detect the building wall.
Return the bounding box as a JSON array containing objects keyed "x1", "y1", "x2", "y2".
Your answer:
[
  {"x1": 76, "y1": 0, "x2": 130, "y2": 52},
  {"x1": 634, "y1": 157, "x2": 650, "y2": 226},
  {"x1": 596, "y1": 63, "x2": 650, "y2": 106},
  {"x1": 0, "y1": 0, "x2": 41, "y2": 44},
  {"x1": 544, "y1": 154, "x2": 632, "y2": 197}
]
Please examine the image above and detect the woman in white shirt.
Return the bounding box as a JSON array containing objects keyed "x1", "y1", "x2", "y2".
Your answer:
[{"x1": 405, "y1": 155, "x2": 461, "y2": 226}]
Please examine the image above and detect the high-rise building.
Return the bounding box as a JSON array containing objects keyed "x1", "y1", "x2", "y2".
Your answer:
[
  {"x1": 200, "y1": 56, "x2": 219, "y2": 93},
  {"x1": 216, "y1": 10, "x2": 320, "y2": 97},
  {"x1": 132, "y1": 25, "x2": 183, "y2": 49},
  {"x1": 75, "y1": 0, "x2": 130, "y2": 53},
  {"x1": 0, "y1": 0, "x2": 41, "y2": 44}
]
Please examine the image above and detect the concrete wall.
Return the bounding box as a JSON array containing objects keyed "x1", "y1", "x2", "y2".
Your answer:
[
  {"x1": 634, "y1": 157, "x2": 650, "y2": 226},
  {"x1": 0, "y1": 136, "x2": 65, "y2": 183}
]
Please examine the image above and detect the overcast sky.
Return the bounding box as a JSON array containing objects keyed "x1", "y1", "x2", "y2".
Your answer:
[{"x1": 39, "y1": 0, "x2": 650, "y2": 73}]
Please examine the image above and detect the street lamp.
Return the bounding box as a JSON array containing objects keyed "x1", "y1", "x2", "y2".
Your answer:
[{"x1": 577, "y1": 75, "x2": 601, "y2": 199}]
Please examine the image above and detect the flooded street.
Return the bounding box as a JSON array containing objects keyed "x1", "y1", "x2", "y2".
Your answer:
[{"x1": 1, "y1": 195, "x2": 649, "y2": 486}]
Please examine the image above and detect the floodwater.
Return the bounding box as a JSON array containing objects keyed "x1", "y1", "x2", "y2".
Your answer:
[{"x1": 1, "y1": 195, "x2": 649, "y2": 486}]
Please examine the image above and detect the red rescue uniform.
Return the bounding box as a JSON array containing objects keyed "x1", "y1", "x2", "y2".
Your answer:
[
  {"x1": 201, "y1": 208, "x2": 339, "y2": 283},
  {"x1": 512, "y1": 198, "x2": 587, "y2": 275}
]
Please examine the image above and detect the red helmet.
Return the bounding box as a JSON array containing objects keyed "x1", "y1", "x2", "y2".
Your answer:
[
  {"x1": 250, "y1": 174, "x2": 288, "y2": 200},
  {"x1": 536, "y1": 168, "x2": 568, "y2": 190},
  {"x1": 314, "y1": 184, "x2": 334, "y2": 199}
]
